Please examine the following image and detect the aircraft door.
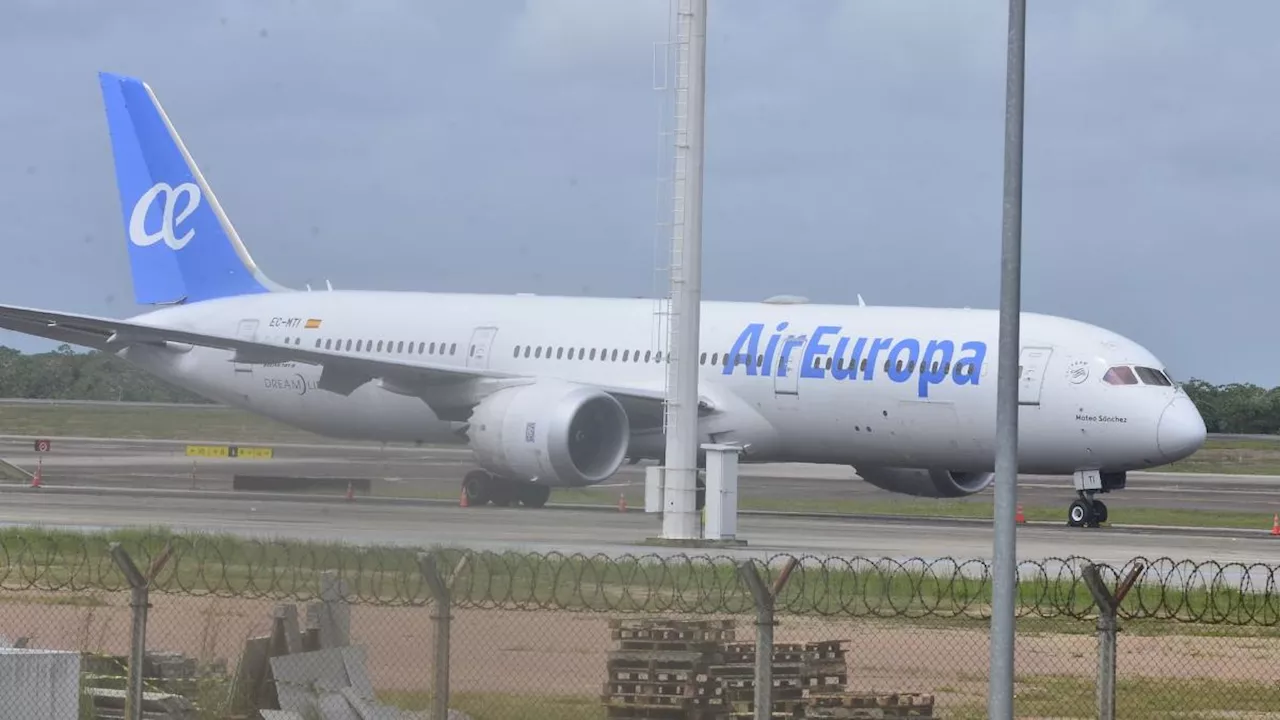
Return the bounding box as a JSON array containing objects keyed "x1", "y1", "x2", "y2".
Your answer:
[
  {"x1": 234, "y1": 319, "x2": 259, "y2": 374},
  {"x1": 773, "y1": 335, "x2": 801, "y2": 396},
  {"x1": 467, "y1": 326, "x2": 499, "y2": 369},
  {"x1": 1018, "y1": 346, "x2": 1053, "y2": 406}
]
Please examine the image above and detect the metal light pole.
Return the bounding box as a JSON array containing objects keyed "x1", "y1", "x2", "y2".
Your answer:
[
  {"x1": 660, "y1": 0, "x2": 708, "y2": 540},
  {"x1": 989, "y1": 0, "x2": 1027, "y2": 718}
]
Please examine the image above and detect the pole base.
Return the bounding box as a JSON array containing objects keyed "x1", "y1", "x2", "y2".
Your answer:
[{"x1": 641, "y1": 537, "x2": 748, "y2": 548}]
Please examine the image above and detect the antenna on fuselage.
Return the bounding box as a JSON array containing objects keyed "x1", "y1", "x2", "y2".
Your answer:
[{"x1": 857, "y1": 294, "x2": 866, "y2": 307}]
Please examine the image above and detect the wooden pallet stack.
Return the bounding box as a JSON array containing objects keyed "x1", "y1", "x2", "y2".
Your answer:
[
  {"x1": 601, "y1": 619, "x2": 936, "y2": 719},
  {"x1": 804, "y1": 692, "x2": 936, "y2": 719},
  {"x1": 713, "y1": 640, "x2": 849, "y2": 719},
  {"x1": 602, "y1": 618, "x2": 736, "y2": 720}
]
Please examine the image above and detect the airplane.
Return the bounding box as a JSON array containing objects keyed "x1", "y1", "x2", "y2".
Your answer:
[{"x1": 0, "y1": 72, "x2": 1206, "y2": 528}]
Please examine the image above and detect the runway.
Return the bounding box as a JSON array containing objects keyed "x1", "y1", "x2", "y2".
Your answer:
[
  {"x1": 0, "y1": 435, "x2": 1277, "y2": 568},
  {"x1": 1, "y1": 435, "x2": 1277, "y2": 516},
  {"x1": 3, "y1": 487, "x2": 1278, "y2": 567}
]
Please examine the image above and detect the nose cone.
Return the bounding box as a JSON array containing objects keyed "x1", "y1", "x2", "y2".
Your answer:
[{"x1": 1157, "y1": 395, "x2": 1207, "y2": 462}]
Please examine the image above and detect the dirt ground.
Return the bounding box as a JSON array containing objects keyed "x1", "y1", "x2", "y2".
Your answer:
[{"x1": 0, "y1": 591, "x2": 1276, "y2": 714}]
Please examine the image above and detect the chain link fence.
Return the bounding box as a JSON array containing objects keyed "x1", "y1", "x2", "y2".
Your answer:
[{"x1": 0, "y1": 532, "x2": 1276, "y2": 718}]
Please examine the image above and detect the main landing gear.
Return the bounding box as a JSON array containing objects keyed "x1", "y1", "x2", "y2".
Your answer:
[
  {"x1": 461, "y1": 469, "x2": 551, "y2": 509},
  {"x1": 1066, "y1": 470, "x2": 1125, "y2": 528}
]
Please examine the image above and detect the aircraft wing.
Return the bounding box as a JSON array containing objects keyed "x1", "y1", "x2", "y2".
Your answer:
[{"x1": 0, "y1": 303, "x2": 714, "y2": 422}]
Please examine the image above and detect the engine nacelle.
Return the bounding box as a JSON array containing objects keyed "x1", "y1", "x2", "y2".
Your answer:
[
  {"x1": 856, "y1": 465, "x2": 995, "y2": 498},
  {"x1": 467, "y1": 381, "x2": 630, "y2": 487}
]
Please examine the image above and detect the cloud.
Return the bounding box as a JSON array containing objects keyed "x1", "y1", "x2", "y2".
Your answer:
[{"x1": 2, "y1": 0, "x2": 1280, "y2": 385}]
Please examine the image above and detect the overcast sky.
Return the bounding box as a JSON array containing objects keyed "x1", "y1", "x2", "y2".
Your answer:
[{"x1": 1, "y1": 0, "x2": 1277, "y2": 386}]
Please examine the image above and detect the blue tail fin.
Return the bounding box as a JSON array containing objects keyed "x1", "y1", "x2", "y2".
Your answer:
[{"x1": 98, "y1": 71, "x2": 288, "y2": 305}]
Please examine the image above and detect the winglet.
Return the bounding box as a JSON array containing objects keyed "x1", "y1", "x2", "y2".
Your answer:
[{"x1": 98, "y1": 71, "x2": 290, "y2": 305}]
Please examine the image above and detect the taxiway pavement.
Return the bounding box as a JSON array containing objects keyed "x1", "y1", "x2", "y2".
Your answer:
[
  {"x1": 0, "y1": 487, "x2": 1274, "y2": 569},
  {"x1": 1, "y1": 435, "x2": 1276, "y2": 517}
]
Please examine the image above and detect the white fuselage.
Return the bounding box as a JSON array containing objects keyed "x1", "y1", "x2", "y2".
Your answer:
[{"x1": 116, "y1": 290, "x2": 1202, "y2": 481}]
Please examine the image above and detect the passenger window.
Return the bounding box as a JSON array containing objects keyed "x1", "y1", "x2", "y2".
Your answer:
[
  {"x1": 345, "y1": 340, "x2": 352, "y2": 351},
  {"x1": 1134, "y1": 366, "x2": 1172, "y2": 386},
  {"x1": 557, "y1": 347, "x2": 564, "y2": 359},
  {"x1": 1103, "y1": 366, "x2": 1139, "y2": 385},
  {"x1": 450, "y1": 343, "x2": 456, "y2": 355},
  {"x1": 589, "y1": 349, "x2": 597, "y2": 360},
  {"x1": 645, "y1": 350, "x2": 653, "y2": 362},
  {"x1": 611, "y1": 349, "x2": 619, "y2": 362},
  {"x1": 700, "y1": 352, "x2": 707, "y2": 365},
  {"x1": 535, "y1": 347, "x2": 543, "y2": 359},
  {"x1": 397, "y1": 341, "x2": 405, "y2": 353},
  {"x1": 418, "y1": 342, "x2": 425, "y2": 354},
  {"x1": 711, "y1": 353, "x2": 719, "y2": 366},
  {"x1": 324, "y1": 339, "x2": 332, "y2": 350},
  {"x1": 623, "y1": 350, "x2": 630, "y2": 362},
  {"x1": 513, "y1": 346, "x2": 520, "y2": 358}
]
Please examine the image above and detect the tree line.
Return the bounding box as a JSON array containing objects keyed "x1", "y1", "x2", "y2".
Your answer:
[
  {"x1": 0, "y1": 345, "x2": 212, "y2": 404},
  {"x1": 0, "y1": 345, "x2": 1273, "y2": 433}
]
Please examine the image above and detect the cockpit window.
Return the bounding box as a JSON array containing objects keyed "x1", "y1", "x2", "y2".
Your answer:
[
  {"x1": 1103, "y1": 366, "x2": 1139, "y2": 385},
  {"x1": 1134, "y1": 366, "x2": 1172, "y2": 386}
]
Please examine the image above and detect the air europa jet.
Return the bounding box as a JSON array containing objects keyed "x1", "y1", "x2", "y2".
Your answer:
[{"x1": 0, "y1": 73, "x2": 1206, "y2": 528}]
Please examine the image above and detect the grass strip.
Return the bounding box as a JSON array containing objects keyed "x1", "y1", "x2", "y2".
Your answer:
[{"x1": 0, "y1": 527, "x2": 1277, "y2": 629}]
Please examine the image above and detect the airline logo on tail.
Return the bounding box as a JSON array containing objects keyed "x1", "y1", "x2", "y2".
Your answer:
[{"x1": 128, "y1": 181, "x2": 202, "y2": 250}]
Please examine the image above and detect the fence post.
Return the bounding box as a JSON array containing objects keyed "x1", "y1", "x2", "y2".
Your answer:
[
  {"x1": 418, "y1": 551, "x2": 470, "y2": 720},
  {"x1": 737, "y1": 557, "x2": 799, "y2": 720},
  {"x1": 1082, "y1": 562, "x2": 1143, "y2": 720},
  {"x1": 109, "y1": 541, "x2": 174, "y2": 720}
]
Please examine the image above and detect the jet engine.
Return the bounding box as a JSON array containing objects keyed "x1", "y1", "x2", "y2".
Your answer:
[
  {"x1": 855, "y1": 465, "x2": 995, "y2": 498},
  {"x1": 467, "y1": 381, "x2": 630, "y2": 487}
]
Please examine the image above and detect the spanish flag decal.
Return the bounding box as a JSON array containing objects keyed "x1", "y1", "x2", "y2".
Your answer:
[{"x1": 305, "y1": 318, "x2": 322, "y2": 329}]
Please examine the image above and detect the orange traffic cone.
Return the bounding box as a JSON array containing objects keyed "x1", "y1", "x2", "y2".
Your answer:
[
  {"x1": 30, "y1": 457, "x2": 42, "y2": 489},
  {"x1": 1015, "y1": 504, "x2": 1025, "y2": 524},
  {"x1": 1271, "y1": 513, "x2": 1279, "y2": 537},
  {"x1": 345, "y1": 482, "x2": 355, "y2": 502},
  {"x1": 618, "y1": 493, "x2": 627, "y2": 512},
  {"x1": 459, "y1": 487, "x2": 469, "y2": 508}
]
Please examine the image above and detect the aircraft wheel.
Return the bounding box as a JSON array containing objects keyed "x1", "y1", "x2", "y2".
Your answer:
[
  {"x1": 1067, "y1": 500, "x2": 1089, "y2": 528},
  {"x1": 489, "y1": 479, "x2": 518, "y2": 507},
  {"x1": 519, "y1": 484, "x2": 551, "y2": 509},
  {"x1": 462, "y1": 470, "x2": 491, "y2": 506},
  {"x1": 1092, "y1": 500, "x2": 1108, "y2": 525}
]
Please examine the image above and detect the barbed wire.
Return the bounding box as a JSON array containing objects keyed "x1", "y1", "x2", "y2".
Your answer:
[{"x1": 1, "y1": 533, "x2": 1278, "y2": 625}]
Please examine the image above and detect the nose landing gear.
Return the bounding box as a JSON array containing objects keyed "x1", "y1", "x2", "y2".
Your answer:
[
  {"x1": 1066, "y1": 470, "x2": 1124, "y2": 528},
  {"x1": 1068, "y1": 495, "x2": 1107, "y2": 528}
]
